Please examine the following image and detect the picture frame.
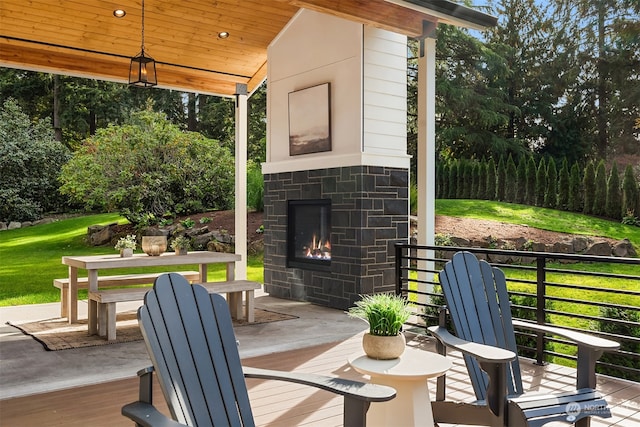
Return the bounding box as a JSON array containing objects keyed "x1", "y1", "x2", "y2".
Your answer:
[{"x1": 288, "y1": 83, "x2": 331, "y2": 156}]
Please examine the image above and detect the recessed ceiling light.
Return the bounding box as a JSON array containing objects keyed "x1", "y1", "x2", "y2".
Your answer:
[
  {"x1": 218, "y1": 31, "x2": 230, "y2": 39},
  {"x1": 113, "y1": 9, "x2": 126, "y2": 18}
]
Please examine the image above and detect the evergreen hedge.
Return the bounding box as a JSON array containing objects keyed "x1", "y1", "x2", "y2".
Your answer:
[{"x1": 435, "y1": 155, "x2": 639, "y2": 225}]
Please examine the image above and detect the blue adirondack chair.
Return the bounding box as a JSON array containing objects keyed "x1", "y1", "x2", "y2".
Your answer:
[
  {"x1": 121, "y1": 273, "x2": 395, "y2": 427},
  {"x1": 428, "y1": 251, "x2": 619, "y2": 427}
]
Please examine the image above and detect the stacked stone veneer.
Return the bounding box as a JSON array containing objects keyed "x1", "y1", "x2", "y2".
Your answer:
[{"x1": 263, "y1": 165, "x2": 409, "y2": 310}]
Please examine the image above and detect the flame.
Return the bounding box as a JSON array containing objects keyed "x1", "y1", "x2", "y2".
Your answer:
[{"x1": 304, "y1": 234, "x2": 331, "y2": 260}]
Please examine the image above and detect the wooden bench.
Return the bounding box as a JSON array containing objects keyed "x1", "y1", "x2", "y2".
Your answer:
[
  {"x1": 88, "y1": 279, "x2": 262, "y2": 340},
  {"x1": 53, "y1": 271, "x2": 200, "y2": 318}
]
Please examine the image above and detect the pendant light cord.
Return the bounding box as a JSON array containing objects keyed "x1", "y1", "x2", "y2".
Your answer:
[{"x1": 141, "y1": 0, "x2": 145, "y2": 52}]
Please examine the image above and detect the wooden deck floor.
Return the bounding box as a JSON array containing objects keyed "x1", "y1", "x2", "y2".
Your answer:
[{"x1": 1, "y1": 333, "x2": 638, "y2": 427}]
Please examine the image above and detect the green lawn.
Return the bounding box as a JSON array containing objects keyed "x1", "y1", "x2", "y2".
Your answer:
[
  {"x1": 0, "y1": 214, "x2": 264, "y2": 306},
  {"x1": 1, "y1": 201, "x2": 638, "y2": 306},
  {"x1": 436, "y1": 199, "x2": 640, "y2": 249}
]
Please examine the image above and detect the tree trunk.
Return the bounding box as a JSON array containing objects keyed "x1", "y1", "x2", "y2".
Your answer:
[
  {"x1": 596, "y1": 1, "x2": 608, "y2": 158},
  {"x1": 188, "y1": 92, "x2": 197, "y2": 131},
  {"x1": 53, "y1": 75, "x2": 62, "y2": 142}
]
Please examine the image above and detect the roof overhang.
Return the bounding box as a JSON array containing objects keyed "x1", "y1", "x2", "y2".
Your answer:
[{"x1": 0, "y1": 0, "x2": 496, "y2": 96}]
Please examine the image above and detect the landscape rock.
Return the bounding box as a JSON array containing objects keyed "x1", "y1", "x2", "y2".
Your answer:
[
  {"x1": 89, "y1": 224, "x2": 114, "y2": 246},
  {"x1": 584, "y1": 241, "x2": 612, "y2": 256},
  {"x1": 0, "y1": 223, "x2": 7, "y2": 231},
  {"x1": 8, "y1": 221, "x2": 21, "y2": 230},
  {"x1": 612, "y1": 239, "x2": 637, "y2": 257},
  {"x1": 552, "y1": 241, "x2": 573, "y2": 254},
  {"x1": 450, "y1": 236, "x2": 470, "y2": 247},
  {"x1": 572, "y1": 236, "x2": 590, "y2": 252}
]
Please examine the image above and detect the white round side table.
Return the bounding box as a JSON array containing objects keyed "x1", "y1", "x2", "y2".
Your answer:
[{"x1": 348, "y1": 346, "x2": 452, "y2": 427}]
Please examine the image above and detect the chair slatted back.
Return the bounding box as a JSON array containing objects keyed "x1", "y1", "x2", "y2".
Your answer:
[
  {"x1": 439, "y1": 251, "x2": 524, "y2": 400},
  {"x1": 138, "y1": 273, "x2": 255, "y2": 427}
]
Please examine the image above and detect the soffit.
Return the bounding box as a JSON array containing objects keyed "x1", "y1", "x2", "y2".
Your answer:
[{"x1": 0, "y1": 0, "x2": 494, "y2": 96}]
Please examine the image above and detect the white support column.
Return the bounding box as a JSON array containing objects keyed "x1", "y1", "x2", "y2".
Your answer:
[
  {"x1": 235, "y1": 84, "x2": 248, "y2": 280},
  {"x1": 417, "y1": 31, "x2": 437, "y2": 294}
]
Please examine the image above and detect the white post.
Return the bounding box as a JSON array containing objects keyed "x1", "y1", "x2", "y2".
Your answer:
[
  {"x1": 417, "y1": 31, "x2": 437, "y2": 296},
  {"x1": 234, "y1": 84, "x2": 248, "y2": 280}
]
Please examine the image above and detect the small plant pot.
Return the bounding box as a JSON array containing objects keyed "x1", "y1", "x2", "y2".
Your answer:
[
  {"x1": 119, "y1": 248, "x2": 133, "y2": 258},
  {"x1": 175, "y1": 248, "x2": 188, "y2": 256},
  {"x1": 362, "y1": 332, "x2": 406, "y2": 360}
]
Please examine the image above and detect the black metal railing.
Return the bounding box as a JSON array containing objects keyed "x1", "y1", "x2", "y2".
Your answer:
[{"x1": 395, "y1": 243, "x2": 640, "y2": 382}]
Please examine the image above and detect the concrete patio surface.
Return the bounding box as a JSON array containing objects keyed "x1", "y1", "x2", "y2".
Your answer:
[{"x1": 0, "y1": 288, "x2": 369, "y2": 400}]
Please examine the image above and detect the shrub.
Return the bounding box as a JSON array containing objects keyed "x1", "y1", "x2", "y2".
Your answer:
[
  {"x1": 535, "y1": 157, "x2": 546, "y2": 207},
  {"x1": 568, "y1": 163, "x2": 582, "y2": 212},
  {"x1": 510, "y1": 295, "x2": 553, "y2": 360},
  {"x1": 622, "y1": 165, "x2": 639, "y2": 219},
  {"x1": 606, "y1": 162, "x2": 622, "y2": 220},
  {"x1": 59, "y1": 110, "x2": 234, "y2": 224},
  {"x1": 436, "y1": 163, "x2": 445, "y2": 199},
  {"x1": 515, "y1": 157, "x2": 527, "y2": 204},
  {"x1": 621, "y1": 210, "x2": 640, "y2": 226},
  {"x1": 525, "y1": 156, "x2": 537, "y2": 205},
  {"x1": 583, "y1": 161, "x2": 596, "y2": 214},
  {"x1": 596, "y1": 307, "x2": 640, "y2": 381},
  {"x1": 505, "y1": 155, "x2": 517, "y2": 203},
  {"x1": 496, "y1": 156, "x2": 506, "y2": 201},
  {"x1": 477, "y1": 159, "x2": 487, "y2": 199},
  {"x1": 486, "y1": 158, "x2": 497, "y2": 201},
  {"x1": 448, "y1": 160, "x2": 458, "y2": 199},
  {"x1": 247, "y1": 160, "x2": 264, "y2": 212},
  {"x1": 544, "y1": 157, "x2": 557, "y2": 209},
  {"x1": 461, "y1": 160, "x2": 472, "y2": 199},
  {"x1": 557, "y1": 158, "x2": 570, "y2": 211},
  {"x1": 0, "y1": 99, "x2": 71, "y2": 222},
  {"x1": 457, "y1": 160, "x2": 466, "y2": 199},
  {"x1": 593, "y1": 160, "x2": 607, "y2": 216}
]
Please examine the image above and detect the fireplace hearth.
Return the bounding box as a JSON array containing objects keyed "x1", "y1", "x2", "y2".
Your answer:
[{"x1": 287, "y1": 199, "x2": 331, "y2": 271}]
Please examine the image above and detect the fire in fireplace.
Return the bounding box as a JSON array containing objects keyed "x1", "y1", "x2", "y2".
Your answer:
[{"x1": 287, "y1": 199, "x2": 331, "y2": 270}]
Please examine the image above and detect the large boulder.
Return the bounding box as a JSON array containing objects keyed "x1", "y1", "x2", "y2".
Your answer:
[
  {"x1": 584, "y1": 241, "x2": 612, "y2": 256},
  {"x1": 89, "y1": 224, "x2": 115, "y2": 246},
  {"x1": 612, "y1": 239, "x2": 637, "y2": 257}
]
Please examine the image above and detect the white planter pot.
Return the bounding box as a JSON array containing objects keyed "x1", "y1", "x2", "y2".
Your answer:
[{"x1": 120, "y1": 248, "x2": 133, "y2": 258}]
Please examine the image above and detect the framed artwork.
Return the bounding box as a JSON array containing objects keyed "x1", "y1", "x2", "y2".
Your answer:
[{"x1": 288, "y1": 83, "x2": 331, "y2": 156}]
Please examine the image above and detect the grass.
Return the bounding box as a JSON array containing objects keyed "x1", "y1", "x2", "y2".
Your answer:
[
  {"x1": 1, "y1": 201, "x2": 637, "y2": 306},
  {"x1": 436, "y1": 199, "x2": 640, "y2": 249},
  {"x1": 0, "y1": 214, "x2": 264, "y2": 306}
]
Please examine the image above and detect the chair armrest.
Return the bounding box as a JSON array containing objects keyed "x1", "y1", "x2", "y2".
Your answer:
[
  {"x1": 511, "y1": 319, "x2": 620, "y2": 352},
  {"x1": 428, "y1": 326, "x2": 516, "y2": 363},
  {"x1": 243, "y1": 366, "x2": 396, "y2": 402},
  {"x1": 122, "y1": 402, "x2": 187, "y2": 427},
  {"x1": 122, "y1": 366, "x2": 186, "y2": 427}
]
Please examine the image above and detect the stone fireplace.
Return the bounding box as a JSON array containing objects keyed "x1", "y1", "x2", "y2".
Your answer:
[
  {"x1": 263, "y1": 166, "x2": 409, "y2": 310},
  {"x1": 263, "y1": 11, "x2": 411, "y2": 310}
]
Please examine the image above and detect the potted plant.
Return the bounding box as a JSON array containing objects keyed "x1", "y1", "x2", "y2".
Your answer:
[
  {"x1": 171, "y1": 235, "x2": 191, "y2": 256},
  {"x1": 348, "y1": 293, "x2": 411, "y2": 359},
  {"x1": 114, "y1": 234, "x2": 137, "y2": 257}
]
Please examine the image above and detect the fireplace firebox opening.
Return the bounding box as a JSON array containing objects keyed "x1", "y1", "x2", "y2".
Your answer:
[{"x1": 287, "y1": 199, "x2": 331, "y2": 271}]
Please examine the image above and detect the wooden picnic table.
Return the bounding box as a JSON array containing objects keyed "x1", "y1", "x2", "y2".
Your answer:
[{"x1": 62, "y1": 251, "x2": 240, "y2": 336}]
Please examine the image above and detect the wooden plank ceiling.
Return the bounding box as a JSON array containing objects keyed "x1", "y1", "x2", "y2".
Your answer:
[{"x1": 0, "y1": 0, "x2": 439, "y2": 97}]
